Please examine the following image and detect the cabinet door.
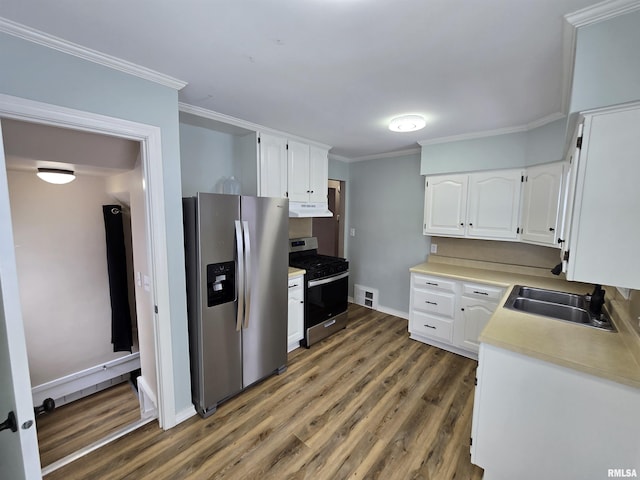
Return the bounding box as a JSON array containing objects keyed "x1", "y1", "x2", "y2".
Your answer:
[
  {"x1": 567, "y1": 105, "x2": 640, "y2": 289},
  {"x1": 467, "y1": 169, "x2": 522, "y2": 240},
  {"x1": 423, "y1": 174, "x2": 468, "y2": 236},
  {"x1": 287, "y1": 277, "x2": 304, "y2": 351},
  {"x1": 287, "y1": 140, "x2": 311, "y2": 202},
  {"x1": 259, "y1": 133, "x2": 288, "y2": 198},
  {"x1": 520, "y1": 162, "x2": 564, "y2": 247},
  {"x1": 457, "y1": 296, "x2": 497, "y2": 353},
  {"x1": 308, "y1": 146, "x2": 329, "y2": 203}
]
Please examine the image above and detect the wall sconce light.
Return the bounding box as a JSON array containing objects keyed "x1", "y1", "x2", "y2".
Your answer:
[{"x1": 36, "y1": 168, "x2": 76, "y2": 184}]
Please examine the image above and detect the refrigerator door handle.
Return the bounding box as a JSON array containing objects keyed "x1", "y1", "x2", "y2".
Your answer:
[
  {"x1": 242, "y1": 220, "x2": 251, "y2": 329},
  {"x1": 234, "y1": 220, "x2": 244, "y2": 332}
]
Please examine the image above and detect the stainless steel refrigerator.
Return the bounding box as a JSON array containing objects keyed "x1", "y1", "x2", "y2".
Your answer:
[{"x1": 183, "y1": 192, "x2": 289, "y2": 417}]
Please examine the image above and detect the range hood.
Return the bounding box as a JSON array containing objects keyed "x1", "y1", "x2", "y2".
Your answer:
[{"x1": 289, "y1": 201, "x2": 333, "y2": 218}]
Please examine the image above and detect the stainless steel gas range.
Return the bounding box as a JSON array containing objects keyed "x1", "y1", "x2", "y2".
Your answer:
[{"x1": 289, "y1": 237, "x2": 349, "y2": 347}]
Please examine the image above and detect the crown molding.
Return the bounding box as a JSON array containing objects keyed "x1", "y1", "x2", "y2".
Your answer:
[
  {"x1": 418, "y1": 112, "x2": 566, "y2": 147},
  {"x1": 327, "y1": 152, "x2": 354, "y2": 163},
  {"x1": 348, "y1": 147, "x2": 421, "y2": 163},
  {"x1": 565, "y1": 0, "x2": 640, "y2": 28},
  {"x1": 0, "y1": 17, "x2": 187, "y2": 90},
  {"x1": 178, "y1": 102, "x2": 332, "y2": 150}
]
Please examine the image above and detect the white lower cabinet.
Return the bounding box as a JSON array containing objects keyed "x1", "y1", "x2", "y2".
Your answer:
[
  {"x1": 472, "y1": 343, "x2": 640, "y2": 479},
  {"x1": 455, "y1": 282, "x2": 505, "y2": 354},
  {"x1": 409, "y1": 273, "x2": 504, "y2": 358},
  {"x1": 287, "y1": 275, "x2": 304, "y2": 352}
]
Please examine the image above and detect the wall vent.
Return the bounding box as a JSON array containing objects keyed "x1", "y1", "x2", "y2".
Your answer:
[{"x1": 354, "y1": 284, "x2": 379, "y2": 310}]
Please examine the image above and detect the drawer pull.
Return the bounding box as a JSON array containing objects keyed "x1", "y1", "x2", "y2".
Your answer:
[
  {"x1": 425, "y1": 282, "x2": 439, "y2": 286},
  {"x1": 288, "y1": 284, "x2": 299, "y2": 288},
  {"x1": 424, "y1": 324, "x2": 436, "y2": 329},
  {"x1": 425, "y1": 301, "x2": 438, "y2": 305},
  {"x1": 473, "y1": 291, "x2": 489, "y2": 295}
]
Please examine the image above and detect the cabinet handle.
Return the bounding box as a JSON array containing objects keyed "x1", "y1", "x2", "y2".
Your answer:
[
  {"x1": 469, "y1": 223, "x2": 473, "y2": 227},
  {"x1": 473, "y1": 291, "x2": 489, "y2": 295},
  {"x1": 549, "y1": 227, "x2": 555, "y2": 232},
  {"x1": 460, "y1": 223, "x2": 464, "y2": 226},
  {"x1": 425, "y1": 282, "x2": 439, "y2": 286},
  {"x1": 288, "y1": 284, "x2": 299, "y2": 288},
  {"x1": 299, "y1": 301, "x2": 304, "y2": 304},
  {"x1": 424, "y1": 324, "x2": 436, "y2": 329},
  {"x1": 557, "y1": 238, "x2": 565, "y2": 244},
  {"x1": 461, "y1": 308, "x2": 465, "y2": 311},
  {"x1": 425, "y1": 301, "x2": 438, "y2": 305}
]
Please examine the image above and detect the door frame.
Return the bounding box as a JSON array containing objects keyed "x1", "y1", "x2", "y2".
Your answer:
[{"x1": 0, "y1": 94, "x2": 177, "y2": 429}]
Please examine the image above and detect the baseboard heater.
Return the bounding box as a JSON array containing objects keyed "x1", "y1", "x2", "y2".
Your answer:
[{"x1": 31, "y1": 352, "x2": 141, "y2": 408}]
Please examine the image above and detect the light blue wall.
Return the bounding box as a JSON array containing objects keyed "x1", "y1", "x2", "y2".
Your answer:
[
  {"x1": 525, "y1": 118, "x2": 567, "y2": 166},
  {"x1": 420, "y1": 118, "x2": 567, "y2": 176},
  {"x1": 347, "y1": 154, "x2": 429, "y2": 314},
  {"x1": 0, "y1": 33, "x2": 192, "y2": 414},
  {"x1": 570, "y1": 9, "x2": 640, "y2": 113},
  {"x1": 179, "y1": 122, "x2": 235, "y2": 196}
]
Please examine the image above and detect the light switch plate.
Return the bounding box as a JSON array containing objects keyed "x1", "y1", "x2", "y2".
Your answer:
[{"x1": 430, "y1": 243, "x2": 438, "y2": 254}]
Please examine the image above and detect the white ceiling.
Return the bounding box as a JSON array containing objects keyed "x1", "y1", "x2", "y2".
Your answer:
[{"x1": 0, "y1": 0, "x2": 604, "y2": 159}]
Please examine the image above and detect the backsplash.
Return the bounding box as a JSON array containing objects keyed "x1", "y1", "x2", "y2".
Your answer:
[
  {"x1": 289, "y1": 218, "x2": 312, "y2": 239},
  {"x1": 429, "y1": 237, "x2": 560, "y2": 269}
]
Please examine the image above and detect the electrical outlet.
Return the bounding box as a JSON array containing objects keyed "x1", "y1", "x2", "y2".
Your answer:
[{"x1": 430, "y1": 243, "x2": 438, "y2": 254}]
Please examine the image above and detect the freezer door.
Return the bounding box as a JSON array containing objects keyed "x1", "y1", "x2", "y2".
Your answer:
[
  {"x1": 241, "y1": 196, "x2": 289, "y2": 387},
  {"x1": 194, "y1": 193, "x2": 243, "y2": 414}
]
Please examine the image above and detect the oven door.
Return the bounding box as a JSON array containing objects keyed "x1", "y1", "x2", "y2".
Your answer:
[{"x1": 306, "y1": 271, "x2": 349, "y2": 328}]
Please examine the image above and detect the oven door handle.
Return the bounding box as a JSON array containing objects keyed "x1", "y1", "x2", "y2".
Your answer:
[{"x1": 308, "y1": 271, "x2": 349, "y2": 288}]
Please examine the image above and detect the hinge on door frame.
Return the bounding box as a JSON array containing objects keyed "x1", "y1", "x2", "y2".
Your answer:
[
  {"x1": 576, "y1": 136, "x2": 582, "y2": 149},
  {"x1": 154, "y1": 305, "x2": 158, "y2": 314},
  {"x1": 470, "y1": 437, "x2": 473, "y2": 446},
  {"x1": 563, "y1": 250, "x2": 570, "y2": 262}
]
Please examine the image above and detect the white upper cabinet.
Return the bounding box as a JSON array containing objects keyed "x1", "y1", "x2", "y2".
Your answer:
[
  {"x1": 423, "y1": 174, "x2": 468, "y2": 237},
  {"x1": 564, "y1": 102, "x2": 640, "y2": 289},
  {"x1": 424, "y1": 170, "x2": 522, "y2": 241},
  {"x1": 288, "y1": 141, "x2": 328, "y2": 203},
  {"x1": 467, "y1": 169, "x2": 522, "y2": 240},
  {"x1": 520, "y1": 162, "x2": 565, "y2": 247},
  {"x1": 258, "y1": 133, "x2": 288, "y2": 198}
]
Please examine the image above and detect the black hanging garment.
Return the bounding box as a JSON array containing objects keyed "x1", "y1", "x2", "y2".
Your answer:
[{"x1": 102, "y1": 205, "x2": 133, "y2": 352}]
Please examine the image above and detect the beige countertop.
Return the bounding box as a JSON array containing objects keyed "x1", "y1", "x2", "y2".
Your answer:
[
  {"x1": 288, "y1": 267, "x2": 305, "y2": 278},
  {"x1": 411, "y1": 261, "x2": 640, "y2": 389}
]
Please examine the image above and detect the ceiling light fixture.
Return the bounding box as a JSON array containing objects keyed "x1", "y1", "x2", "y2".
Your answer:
[
  {"x1": 36, "y1": 168, "x2": 76, "y2": 185},
  {"x1": 388, "y1": 114, "x2": 426, "y2": 132}
]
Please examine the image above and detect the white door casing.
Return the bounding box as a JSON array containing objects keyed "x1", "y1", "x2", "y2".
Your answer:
[{"x1": 0, "y1": 93, "x2": 180, "y2": 475}]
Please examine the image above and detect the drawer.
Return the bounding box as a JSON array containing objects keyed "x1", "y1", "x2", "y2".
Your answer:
[
  {"x1": 410, "y1": 311, "x2": 453, "y2": 342},
  {"x1": 461, "y1": 282, "x2": 505, "y2": 302},
  {"x1": 412, "y1": 289, "x2": 455, "y2": 318},
  {"x1": 412, "y1": 273, "x2": 456, "y2": 293}
]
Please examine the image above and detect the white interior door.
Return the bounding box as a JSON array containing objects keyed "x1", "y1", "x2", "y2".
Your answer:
[{"x1": 0, "y1": 120, "x2": 42, "y2": 479}]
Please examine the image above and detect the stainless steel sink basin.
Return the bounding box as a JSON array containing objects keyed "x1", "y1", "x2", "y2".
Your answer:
[
  {"x1": 516, "y1": 286, "x2": 587, "y2": 309},
  {"x1": 510, "y1": 298, "x2": 592, "y2": 324},
  {"x1": 504, "y1": 285, "x2": 615, "y2": 332}
]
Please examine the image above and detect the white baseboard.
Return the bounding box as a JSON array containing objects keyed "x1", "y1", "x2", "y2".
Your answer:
[
  {"x1": 174, "y1": 405, "x2": 197, "y2": 425},
  {"x1": 348, "y1": 298, "x2": 409, "y2": 320}
]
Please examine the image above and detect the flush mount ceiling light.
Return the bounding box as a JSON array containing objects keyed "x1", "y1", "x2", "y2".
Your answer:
[
  {"x1": 36, "y1": 168, "x2": 76, "y2": 184},
  {"x1": 388, "y1": 114, "x2": 426, "y2": 132}
]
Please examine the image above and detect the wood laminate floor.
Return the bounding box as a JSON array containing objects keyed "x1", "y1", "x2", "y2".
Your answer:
[
  {"x1": 37, "y1": 380, "x2": 141, "y2": 468},
  {"x1": 45, "y1": 304, "x2": 484, "y2": 479}
]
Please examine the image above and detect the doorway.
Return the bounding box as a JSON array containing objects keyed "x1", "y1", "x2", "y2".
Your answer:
[
  {"x1": 0, "y1": 94, "x2": 178, "y2": 477},
  {"x1": 313, "y1": 179, "x2": 345, "y2": 257}
]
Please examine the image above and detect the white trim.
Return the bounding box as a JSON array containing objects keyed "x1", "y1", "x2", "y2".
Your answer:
[
  {"x1": 41, "y1": 416, "x2": 156, "y2": 476},
  {"x1": 348, "y1": 148, "x2": 421, "y2": 163},
  {"x1": 0, "y1": 17, "x2": 187, "y2": 91},
  {"x1": 418, "y1": 113, "x2": 566, "y2": 147},
  {"x1": 178, "y1": 102, "x2": 332, "y2": 150},
  {"x1": 174, "y1": 405, "x2": 198, "y2": 424},
  {"x1": 0, "y1": 94, "x2": 177, "y2": 430},
  {"x1": 377, "y1": 305, "x2": 409, "y2": 320},
  {"x1": 564, "y1": 0, "x2": 640, "y2": 28}
]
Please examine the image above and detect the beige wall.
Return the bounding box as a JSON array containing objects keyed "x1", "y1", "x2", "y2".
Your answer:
[
  {"x1": 8, "y1": 170, "x2": 129, "y2": 385},
  {"x1": 430, "y1": 237, "x2": 561, "y2": 269}
]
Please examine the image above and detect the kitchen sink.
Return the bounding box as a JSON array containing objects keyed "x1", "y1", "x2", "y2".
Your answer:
[
  {"x1": 516, "y1": 286, "x2": 587, "y2": 309},
  {"x1": 504, "y1": 285, "x2": 616, "y2": 332}
]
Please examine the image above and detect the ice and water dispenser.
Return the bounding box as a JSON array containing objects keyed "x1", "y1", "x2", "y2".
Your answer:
[{"x1": 206, "y1": 261, "x2": 236, "y2": 307}]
